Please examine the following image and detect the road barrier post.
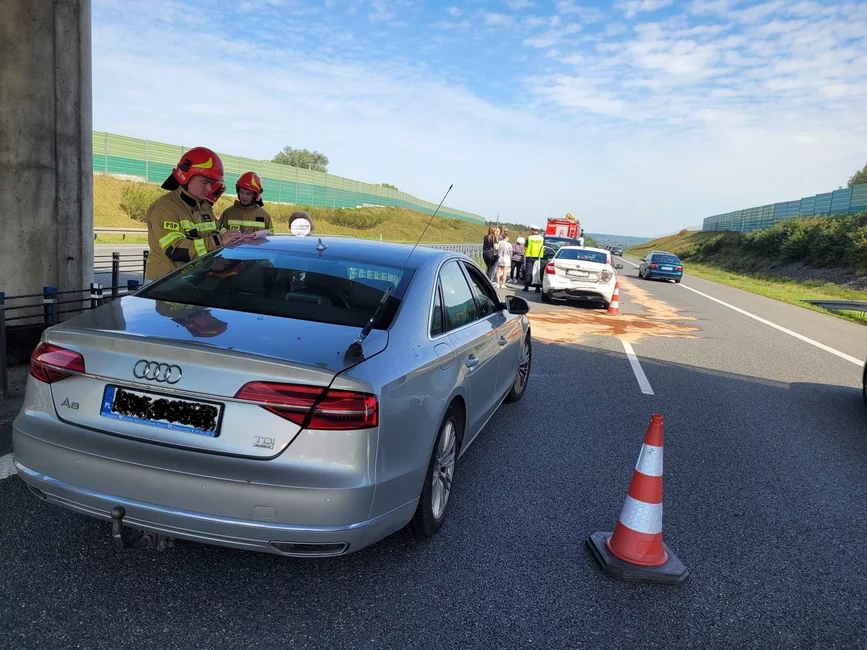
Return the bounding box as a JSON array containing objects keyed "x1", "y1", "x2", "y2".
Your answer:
[
  {"x1": 90, "y1": 283, "x2": 100, "y2": 310},
  {"x1": 42, "y1": 287, "x2": 57, "y2": 327},
  {"x1": 0, "y1": 292, "x2": 7, "y2": 398},
  {"x1": 141, "y1": 250, "x2": 149, "y2": 284},
  {"x1": 111, "y1": 252, "x2": 120, "y2": 299}
]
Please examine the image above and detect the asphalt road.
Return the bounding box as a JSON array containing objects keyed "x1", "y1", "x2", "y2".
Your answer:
[{"x1": 2, "y1": 258, "x2": 866, "y2": 649}]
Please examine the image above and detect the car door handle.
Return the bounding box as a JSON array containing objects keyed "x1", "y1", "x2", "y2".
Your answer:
[
  {"x1": 498, "y1": 335, "x2": 507, "y2": 346},
  {"x1": 465, "y1": 355, "x2": 479, "y2": 369}
]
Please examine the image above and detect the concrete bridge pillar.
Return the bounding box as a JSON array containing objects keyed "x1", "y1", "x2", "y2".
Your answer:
[{"x1": 0, "y1": 0, "x2": 93, "y2": 299}]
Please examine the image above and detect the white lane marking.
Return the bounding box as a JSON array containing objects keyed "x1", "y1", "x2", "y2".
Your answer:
[
  {"x1": 0, "y1": 454, "x2": 17, "y2": 480},
  {"x1": 680, "y1": 284, "x2": 863, "y2": 366},
  {"x1": 622, "y1": 258, "x2": 640, "y2": 268},
  {"x1": 622, "y1": 340, "x2": 655, "y2": 395}
]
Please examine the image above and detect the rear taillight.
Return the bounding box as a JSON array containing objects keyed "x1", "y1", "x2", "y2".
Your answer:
[
  {"x1": 600, "y1": 270, "x2": 613, "y2": 282},
  {"x1": 544, "y1": 263, "x2": 556, "y2": 275},
  {"x1": 675, "y1": 265, "x2": 683, "y2": 271},
  {"x1": 29, "y1": 342, "x2": 86, "y2": 384},
  {"x1": 650, "y1": 263, "x2": 659, "y2": 269},
  {"x1": 235, "y1": 382, "x2": 378, "y2": 430}
]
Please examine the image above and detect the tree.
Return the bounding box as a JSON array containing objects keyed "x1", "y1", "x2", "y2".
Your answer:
[
  {"x1": 381, "y1": 183, "x2": 398, "y2": 191},
  {"x1": 848, "y1": 162, "x2": 867, "y2": 188},
  {"x1": 272, "y1": 146, "x2": 329, "y2": 172}
]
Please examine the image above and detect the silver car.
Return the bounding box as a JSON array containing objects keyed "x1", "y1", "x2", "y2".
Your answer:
[{"x1": 13, "y1": 236, "x2": 532, "y2": 557}]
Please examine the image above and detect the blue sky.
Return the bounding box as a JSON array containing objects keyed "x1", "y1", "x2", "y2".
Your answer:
[{"x1": 92, "y1": 0, "x2": 867, "y2": 237}]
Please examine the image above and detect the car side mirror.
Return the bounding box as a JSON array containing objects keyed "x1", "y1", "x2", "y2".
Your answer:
[
  {"x1": 615, "y1": 264, "x2": 624, "y2": 270},
  {"x1": 505, "y1": 295, "x2": 530, "y2": 315}
]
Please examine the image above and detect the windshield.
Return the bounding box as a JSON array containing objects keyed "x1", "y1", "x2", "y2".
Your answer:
[
  {"x1": 137, "y1": 247, "x2": 414, "y2": 329},
  {"x1": 651, "y1": 254, "x2": 680, "y2": 264},
  {"x1": 544, "y1": 236, "x2": 579, "y2": 251},
  {"x1": 556, "y1": 249, "x2": 609, "y2": 264}
]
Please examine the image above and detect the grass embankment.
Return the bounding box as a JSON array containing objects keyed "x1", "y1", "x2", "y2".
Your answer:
[
  {"x1": 629, "y1": 226, "x2": 867, "y2": 325},
  {"x1": 94, "y1": 175, "x2": 490, "y2": 244}
]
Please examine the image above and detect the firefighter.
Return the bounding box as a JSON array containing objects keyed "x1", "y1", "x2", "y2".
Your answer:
[
  {"x1": 144, "y1": 147, "x2": 242, "y2": 281},
  {"x1": 522, "y1": 225, "x2": 545, "y2": 293},
  {"x1": 217, "y1": 171, "x2": 274, "y2": 235}
]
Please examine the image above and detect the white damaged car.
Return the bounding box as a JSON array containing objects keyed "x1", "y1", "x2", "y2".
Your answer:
[{"x1": 541, "y1": 246, "x2": 623, "y2": 309}]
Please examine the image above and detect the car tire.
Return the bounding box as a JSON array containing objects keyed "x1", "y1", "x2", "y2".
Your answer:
[
  {"x1": 408, "y1": 404, "x2": 461, "y2": 539},
  {"x1": 601, "y1": 301, "x2": 610, "y2": 310},
  {"x1": 862, "y1": 370, "x2": 867, "y2": 408},
  {"x1": 675, "y1": 278, "x2": 681, "y2": 284},
  {"x1": 505, "y1": 335, "x2": 532, "y2": 403},
  {"x1": 541, "y1": 291, "x2": 551, "y2": 303}
]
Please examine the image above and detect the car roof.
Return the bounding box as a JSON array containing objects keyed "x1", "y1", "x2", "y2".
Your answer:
[
  {"x1": 556, "y1": 245, "x2": 610, "y2": 255},
  {"x1": 226, "y1": 234, "x2": 449, "y2": 269}
]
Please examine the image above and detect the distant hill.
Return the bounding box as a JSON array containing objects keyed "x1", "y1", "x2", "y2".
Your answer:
[{"x1": 587, "y1": 233, "x2": 654, "y2": 249}]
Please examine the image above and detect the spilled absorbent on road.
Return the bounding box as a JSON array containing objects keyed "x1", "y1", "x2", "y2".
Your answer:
[{"x1": 528, "y1": 277, "x2": 699, "y2": 345}]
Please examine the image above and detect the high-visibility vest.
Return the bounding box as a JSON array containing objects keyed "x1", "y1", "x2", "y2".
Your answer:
[{"x1": 525, "y1": 234, "x2": 544, "y2": 258}]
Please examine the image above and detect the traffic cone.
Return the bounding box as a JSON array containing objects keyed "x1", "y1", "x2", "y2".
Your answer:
[
  {"x1": 607, "y1": 283, "x2": 620, "y2": 315},
  {"x1": 586, "y1": 414, "x2": 689, "y2": 584}
]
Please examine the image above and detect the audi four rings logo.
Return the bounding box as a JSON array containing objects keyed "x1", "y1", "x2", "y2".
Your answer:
[{"x1": 133, "y1": 360, "x2": 183, "y2": 384}]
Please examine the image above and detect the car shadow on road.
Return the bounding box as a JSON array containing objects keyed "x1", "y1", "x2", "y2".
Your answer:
[{"x1": 1, "y1": 340, "x2": 866, "y2": 649}]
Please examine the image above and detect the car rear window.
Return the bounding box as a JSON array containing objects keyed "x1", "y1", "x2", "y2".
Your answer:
[
  {"x1": 556, "y1": 249, "x2": 609, "y2": 264},
  {"x1": 652, "y1": 254, "x2": 681, "y2": 264},
  {"x1": 137, "y1": 247, "x2": 414, "y2": 329}
]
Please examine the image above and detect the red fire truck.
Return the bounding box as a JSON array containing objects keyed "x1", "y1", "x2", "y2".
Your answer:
[{"x1": 544, "y1": 213, "x2": 583, "y2": 251}]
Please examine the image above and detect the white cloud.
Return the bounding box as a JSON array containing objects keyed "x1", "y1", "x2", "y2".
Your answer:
[
  {"x1": 505, "y1": 0, "x2": 535, "y2": 10},
  {"x1": 481, "y1": 12, "x2": 515, "y2": 27},
  {"x1": 446, "y1": 6, "x2": 462, "y2": 16},
  {"x1": 556, "y1": 0, "x2": 606, "y2": 22},
  {"x1": 368, "y1": 0, "x2": 395, "y2": 22},
  {"x1": 524, "y1": 22, "x2": 583, "y2": 49},
  {"x1": 616, "y1": 0, "x2": 674, "y2": 19},
  {"x1": 434, "y1": 18, "x2": 471, "y2": 30}
]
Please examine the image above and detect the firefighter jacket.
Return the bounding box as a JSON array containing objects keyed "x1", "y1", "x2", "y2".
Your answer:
[
  {"x1": 524, "y1": 234, "x2": 545, "y2": 258},
  {"x1": 218, "y1": 202, "x2": 274, "y2": 235},
  {"x1": 145, "y1": 188, "x2": 222, "y2": 281}
]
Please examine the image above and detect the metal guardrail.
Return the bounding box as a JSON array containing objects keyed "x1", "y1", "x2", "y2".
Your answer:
[
  {"x1": 803, "y1": 299, "x2": 867, "y2": 313},
  {"x1": 0, "y1": 280, "x2": 142, "y2": 397},
  {"x1": 94, "y1": 227, "x2": 147, "y2": 240}
]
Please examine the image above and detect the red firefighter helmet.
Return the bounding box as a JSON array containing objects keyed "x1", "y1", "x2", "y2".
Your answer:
[
  {"x1": 236, "y1": 171, "x2": 264, "y2": 205},
  {"x1": 161, "y1": 147, "x2": 225, "y2": 190}
]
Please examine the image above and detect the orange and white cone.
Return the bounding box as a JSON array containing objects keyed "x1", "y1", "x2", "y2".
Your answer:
[
  {"x1": 586, "y1": 414, "x2": 688, "y2": 584},
  {"x1": 607, "y1": 283, "x2": 620, "y2": 315}
]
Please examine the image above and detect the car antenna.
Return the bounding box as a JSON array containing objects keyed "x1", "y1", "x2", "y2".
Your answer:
[{"x1": 345, "y1": 183, "x2": 454, "y2": 360}]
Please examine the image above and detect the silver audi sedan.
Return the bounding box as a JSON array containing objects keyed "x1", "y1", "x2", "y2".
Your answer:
[{"x1": 13, "y1": 235, "x2": 532, "y2": 557}]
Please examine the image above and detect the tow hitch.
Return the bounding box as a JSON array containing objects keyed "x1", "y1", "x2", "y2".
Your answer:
[{"x1": 110, "y1": 506, "x2": 175, "y2": 551}]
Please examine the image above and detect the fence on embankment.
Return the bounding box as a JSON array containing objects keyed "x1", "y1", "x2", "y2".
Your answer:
[
  {"x1": 92, "y1": 131, "x2": 484, "y2": 224},
  {"x1": 702, "y1": 183, "x2": 867, "y2": 234}
]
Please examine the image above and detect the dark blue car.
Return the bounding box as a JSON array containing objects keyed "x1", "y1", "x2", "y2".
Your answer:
[{"x1": 639, "y1": 252, "x2": 683, "y2": 283}]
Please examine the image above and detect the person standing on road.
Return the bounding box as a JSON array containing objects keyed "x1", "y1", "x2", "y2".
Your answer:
[
  {"x1": 522, "y1": 225, "x2": 545, "y2": 293},
  {"x1": 511, "y1": 236, "x2": 525, "y2": 283},
  {"x1": 144, "y1": 147, "x2": 243, "y2": 282},
  {"x1": 217, "y1": 171, "x2": 274, "y2": 235},
  {"x1": 495, "y1": 234, "x2": 513, "y2": 289},
  {"x1": 482, "y1": 227, "x2": 498, "y2": 281}
]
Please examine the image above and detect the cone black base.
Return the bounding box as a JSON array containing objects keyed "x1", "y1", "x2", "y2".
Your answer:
[{"x1": 586, "y1": 532, "x2": 689, "y2": 584}]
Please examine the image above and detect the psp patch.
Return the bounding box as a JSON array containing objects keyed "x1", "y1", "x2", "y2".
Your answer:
[{"x1": 163, "y1": 221, "x2": 180, "y2": 231}]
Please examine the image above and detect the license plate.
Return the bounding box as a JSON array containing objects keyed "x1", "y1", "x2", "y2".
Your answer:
[
  {"x1": 566, "y1": 270, "x2": 590, "y2": 277},
  {"x1": 661, "y1": 266, "x2": 674, "y2": 270},
  {"x1": 100, "y1": 385, "x2": 223, "y2": 437}
]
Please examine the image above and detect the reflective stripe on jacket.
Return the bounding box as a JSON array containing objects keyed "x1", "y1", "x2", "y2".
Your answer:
[
  {"x1": 218, "y1": 202, "x2": 274, "y2": 234},
  {"x1": 145, "y1": 188, "x2": 221, "y2": 281}
]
